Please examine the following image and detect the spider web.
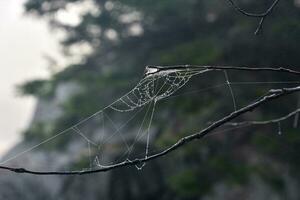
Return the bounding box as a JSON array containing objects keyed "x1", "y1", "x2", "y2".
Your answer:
[{"x1": 1, "y1": 66, "x2": 299, "y2": 172}]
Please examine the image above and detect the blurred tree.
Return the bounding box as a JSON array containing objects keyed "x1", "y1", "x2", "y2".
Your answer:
[{"x1": 20, "y1": 0, "x2": 300, "y2": 199}]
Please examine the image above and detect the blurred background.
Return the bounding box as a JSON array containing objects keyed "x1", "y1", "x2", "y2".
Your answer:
[{"x1": 0, "y1": 0, "x2": 300, "y2": 199}]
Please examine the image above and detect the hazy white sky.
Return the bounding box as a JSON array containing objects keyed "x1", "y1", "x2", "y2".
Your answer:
[{"x1": 0, "y1": 0, "x2": 62, "y2": 155}]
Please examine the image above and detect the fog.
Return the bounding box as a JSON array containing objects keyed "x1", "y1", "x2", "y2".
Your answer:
[{"x1": 0, "y1": 0, "x2": 61, "y2": 155}]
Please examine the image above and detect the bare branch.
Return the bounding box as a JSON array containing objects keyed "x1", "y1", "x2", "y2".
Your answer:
[
  {"x1": 152, "y1": 65, "x2": 300, "y2": 76},
  {"x1": 227, "y1": 108, "x2": 300, "y2": 126},
  {"x1": 226, "y1": 0, "x2": 281, "y2": 34},
  {"x1": 0, "y1": 85, "x2": 299, "y2": 175}
]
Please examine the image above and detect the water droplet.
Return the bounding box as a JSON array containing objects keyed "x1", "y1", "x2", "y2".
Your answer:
[{"x1": 278, "y1": 122, "x2": 282, "y2": 135}]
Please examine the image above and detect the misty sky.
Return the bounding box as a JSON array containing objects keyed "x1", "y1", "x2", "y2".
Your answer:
[{"x1": 0, "y1": 0, "x2": 62, "y2": 155}]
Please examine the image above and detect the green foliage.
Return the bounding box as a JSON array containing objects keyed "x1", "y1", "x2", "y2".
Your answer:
[
  {"x1": 158, "y1": 39, "x2": 222, "y2": 65},
  {"x1": 18, "y1": 79, "x2": 55, "y2": 98},
  {"x1": 168, "y1": 169, "x2": 211, "y2": 197}
]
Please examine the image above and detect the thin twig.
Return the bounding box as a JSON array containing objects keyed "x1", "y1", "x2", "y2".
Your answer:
[
  {"x1": 0, "y1": 85, "x2": 299, "y2": 175},
  {"x1": 293, "y1": 95, "x2": 300, "y2": 128},
  {"x1": 227, "y1": 108, "x2": 300, "y2": 126},
  {"x1": 226, "y1": 0, "x2": 281, "y2": 34}
]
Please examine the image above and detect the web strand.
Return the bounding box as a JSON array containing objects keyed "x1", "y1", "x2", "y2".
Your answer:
[
  {"x1": 224, "y1": 70, "x2": 237, "y2": 111},
  {"x1": 1, "y1": 65, "x2": 299, "y2": 174}
]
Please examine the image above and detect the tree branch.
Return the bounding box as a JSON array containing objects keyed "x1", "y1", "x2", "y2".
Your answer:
[
  {"x1": 226, "y1": 108, "x2": 300, "y2": 126},
  {"x1": 226, "y1": 0, "x2": 281, "y2": 34},
  {"x1": 1, "y1": 85, "x2": 299, "y2": 175},
  {"x1": 152, "y1": 65, "x2": 300, "y2": 76}
]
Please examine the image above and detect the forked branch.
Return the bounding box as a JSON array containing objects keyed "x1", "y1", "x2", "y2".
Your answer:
[{"x1": 226, "y1": 0, "x2": 281, "y2": 34}]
